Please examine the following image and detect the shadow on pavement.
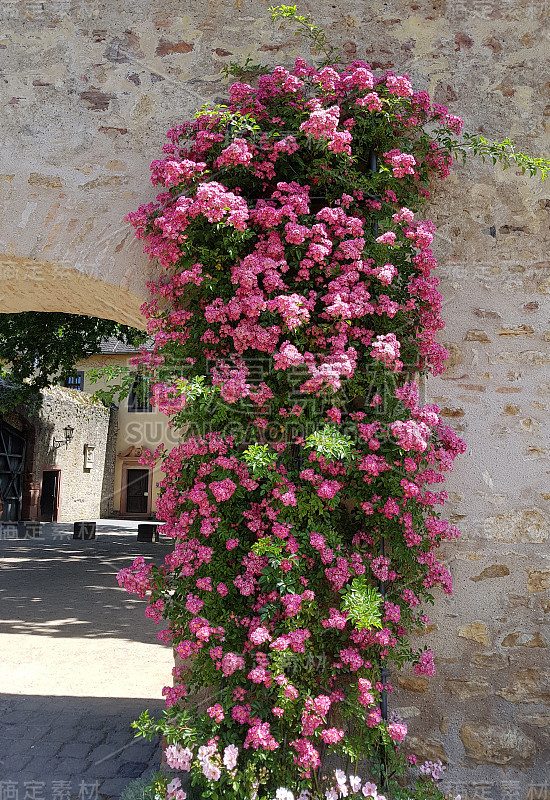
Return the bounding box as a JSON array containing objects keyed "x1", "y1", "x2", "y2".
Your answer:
[
  {"x1": 0, "y1": 535, "x2": 172, "y2": 643},
  {"x1": 0, "y1": 692, "x2": 164, "y2": 797}
]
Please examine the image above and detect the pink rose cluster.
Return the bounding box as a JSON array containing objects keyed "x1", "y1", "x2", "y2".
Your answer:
[
  {"x1": 123, "y1": 53, "x2": 468, "y2": 799},
  {"x1": 383, "y1": 148, "x2": 417, "y2": 178}
]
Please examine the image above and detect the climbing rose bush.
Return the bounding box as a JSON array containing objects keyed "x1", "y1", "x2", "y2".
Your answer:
[{"x1": 118, "y1": 55, "x2": 467, "y2": 800}]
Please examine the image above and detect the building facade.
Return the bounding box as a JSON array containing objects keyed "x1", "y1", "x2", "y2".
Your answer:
[
  {"x1": 0, "y1": 341, "x2": 172, "y2": 524},
  {"x1": 75, "y1": 338, "x2": 175, "y2": 520},
  {"x1": 0, "y1": 385, "x2": 112, "y2": 523}
]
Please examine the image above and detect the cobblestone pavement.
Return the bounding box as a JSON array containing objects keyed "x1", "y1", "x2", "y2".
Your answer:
[{"x1": 0, "y1": 521, "x2": 175, "y2": 799}]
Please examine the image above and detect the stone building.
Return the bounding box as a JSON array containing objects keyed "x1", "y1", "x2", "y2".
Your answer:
[
  {"x1": 1, "y1": 0, "x2": 550, "y2": 793},
  {"x1": 0, "y1": 339, "x2": 172, "y2": 525},
  {"x1": 0, "y1": 385, "x2": 112, "y2": 523}
]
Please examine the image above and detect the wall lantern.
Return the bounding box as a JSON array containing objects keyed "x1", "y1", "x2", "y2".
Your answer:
[{"x1": 53, "y1": 424, "x2": 75, "y2": 450}]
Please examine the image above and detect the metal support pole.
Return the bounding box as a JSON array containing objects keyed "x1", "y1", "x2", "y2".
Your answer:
[
  {"x1": 368, "y1": 148, "x2": 377, "y2": 174},
  {"x1": 377, "y1": 537, "x2": 389, "y2": 721},
  {"x1": 378, "y1": 538, "x2": 389, "y2": 792}
]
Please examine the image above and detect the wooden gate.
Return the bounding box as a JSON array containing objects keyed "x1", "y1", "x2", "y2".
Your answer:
[{"x1": 0, "y1": 419, "x2": 26, "y2": 522}]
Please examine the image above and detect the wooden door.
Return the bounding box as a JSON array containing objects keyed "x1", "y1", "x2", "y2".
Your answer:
[
  {"x1": 125, "y1": 468, "x2": 150, "y2": 515},
  {"x1": 0, "y1": 420, "x2": 27, "y2": 522},
  {"x1": 40, "y1": 470, "x2": 60, "y2": 522}
]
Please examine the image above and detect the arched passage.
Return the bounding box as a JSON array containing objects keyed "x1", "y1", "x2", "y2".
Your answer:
[{"x1": 0, "y1": 256, "x2": 148, "y2": 329}]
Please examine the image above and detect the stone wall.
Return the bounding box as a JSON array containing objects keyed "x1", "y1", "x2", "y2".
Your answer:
[
  {"x1": 397, "y1": 173, "x2": 550, "y2": 793},
  {"x1": 100, "y1": 407, "x2": 118, "y2": 518},
  {"x1": 2, "y1": 0, "x2": 550, "y2": 793},
  {"x1": 32, "y1": 386, "x2": 111, "y2": 521}
]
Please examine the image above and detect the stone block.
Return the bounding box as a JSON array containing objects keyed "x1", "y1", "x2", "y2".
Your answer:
[
  {"x1": 404, "y1": 735, "x2": 447, "y2": 764},
  {"x1": 470, "y1": 564, "x2": 510, "y2": 581},
  {"x1": 507, "y1": 594, "x2": 531, "y2": 609},
  {"x1": 497, "y1": 668, "x2": 550, "y2": 704},
  {"x1": 445, "y1": 678, "x2": 490, "y2": 700},
  {"x1": 81, "y1": 777, "x2": 126, "y2": 798},
  {"x1": 82, "y1": 757, "x2": 121, "y2": 779},
  {"x1": 501, "y1": 632, "x2": 546, "y2": 647},
  {"x1": 519, "y1": 712, "x2": 550, "y2": 731},
  {"x1": 470, "y1": 652, "x2": 508, "y2": 670},
  {"x1": 0, "y1": 751, "x2": 33, "y2": 772},
  {"x1": 498, "y1": 326, "x2": 535, "y2": 336},
  {"x1": 489, "y1": 351, "x2": 550, "y2": 366},
  {"x1": 58, "y1": 741, "x2": 94, "y2": 760},
  {"x1": 442, "y1": 342, "x2": 462, "y2": 367},
  {"x1": 483, "y1": 509, "x2": 549, "y2": 543},
  {"x1": 526, "y1": 568, "x2": 550, "y2": 592},
  {"x1": 118, "y1": 760, "x2": 150, "y2": 777},
  {"x1": 16, "y1": 756, "x2": 56, "y2": 781},
  {"x1": 457, "y1": 622, "x2": 488, "y2": 645},
  {"x1": 88, "y1": 743, "x2": 123, "y2": 763},
  {"x1": 440, "y1": 407, "x2": 465, "y2": 417},
  {"x1": 460, "y1": 722, "x2": 537, "y2": 767},
  {"x1": 392, "y1": 706, "x2": 420, "y2": 719},
  {"x1": 397, "y1": 676, "x2": 429, "y2": 693},
  {"x1": 464, "y1": 329, "x2": 491, "y2": 341}
]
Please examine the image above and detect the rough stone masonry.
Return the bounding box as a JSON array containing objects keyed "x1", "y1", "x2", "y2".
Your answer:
[{"x1": 1, "y1": 0, "x2": 550, "y2": 795}]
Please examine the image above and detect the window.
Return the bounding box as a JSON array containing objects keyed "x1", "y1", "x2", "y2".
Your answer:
[
  {"x1": 128, "y1": 375, "x2": 152, "y2": 413},
  {"x1": 64, "y1": 371, "x2": 84, "y2": 391}
]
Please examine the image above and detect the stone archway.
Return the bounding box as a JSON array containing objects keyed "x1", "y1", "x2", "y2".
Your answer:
[
  {"x1": 2, "y1": 1, "x2": 550, "y2": 791},
  {"x1": 0, "y1": 255, "x2": 148, "y2": 329}
]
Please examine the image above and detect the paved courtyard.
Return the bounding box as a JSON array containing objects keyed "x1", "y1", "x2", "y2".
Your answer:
[{"x1": 0, "y1": 521, "x2": 175, "y2": 798}]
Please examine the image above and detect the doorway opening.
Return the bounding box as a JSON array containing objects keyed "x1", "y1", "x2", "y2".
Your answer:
[
  {"x1": 121, "y1": 466, "x2": 151, "y2": 518},
  {"x1": 40, "y1": 469, "x2": 60, "y2": 522}
]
